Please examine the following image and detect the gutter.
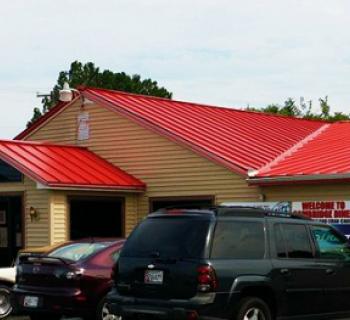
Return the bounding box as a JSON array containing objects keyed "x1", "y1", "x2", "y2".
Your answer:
[{"x1": 248, "y1": 173, "x2": 350, "y2": 186}]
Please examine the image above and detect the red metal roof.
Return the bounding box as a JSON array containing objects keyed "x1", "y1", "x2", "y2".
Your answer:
[
  {"x1": 81, "y1": 88, "x2": 325, "y2": 174},
  {"x1": 252, "y1": 122, "x2": 350, "y2": 183},
  {"x1": 0, "y1": 140, "x2": 145, "y2": 191}
]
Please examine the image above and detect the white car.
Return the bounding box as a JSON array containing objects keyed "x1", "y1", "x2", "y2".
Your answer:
[{"x1": 0, "y1": 266, "x2": 16, "y2": 319}]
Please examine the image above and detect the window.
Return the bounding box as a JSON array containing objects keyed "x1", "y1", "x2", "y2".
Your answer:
[
  {"x1": 311, "y1": 225, "x2": 350, "y2": 260},
  {"x1": 0, "y1": 160, "x2": 22, "y2": 182},
  {"x1": 211, "y1": 221, "x2": 265, "y2": 259},
  {"x1": 276, "y1": 224, "x2": 313, "y2": 259}
]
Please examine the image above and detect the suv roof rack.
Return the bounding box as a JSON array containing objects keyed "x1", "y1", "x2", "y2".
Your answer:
[
  {"x1": 216, "y1": 206, "x2": 311, "y2": 220},
  {"x1": 153, "y1": 205, "x2": 311, "y2": 220}
]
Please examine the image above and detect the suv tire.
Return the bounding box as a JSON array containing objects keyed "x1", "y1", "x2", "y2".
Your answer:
[
  {"x1": 96, "y1": 295, "x2": 120, "y2": 320},
  {"x1": 233, "y1": 297, "x2": 272, "y2": 320},
  {"x1": 0, "y1": 285, "x2": 12, "y2": 319}
]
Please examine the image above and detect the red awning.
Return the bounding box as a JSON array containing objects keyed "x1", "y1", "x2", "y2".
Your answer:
[{"x1": 0, "y1": 140, "x2": 145, "y2": 191}]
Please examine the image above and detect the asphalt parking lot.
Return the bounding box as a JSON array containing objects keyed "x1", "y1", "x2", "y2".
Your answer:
[{"x1": 9, "y1": 317, "x2": 81, "y2": 320}]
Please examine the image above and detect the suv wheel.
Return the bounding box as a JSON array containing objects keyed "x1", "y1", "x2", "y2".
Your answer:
[
  {"x1": 0, "y1": 285, "x2": 12, "y2": 319},
  {"x1": 96, "y1": 296, "x2": 121, "y2": 320},
  {"x1": 234, "y1": 297, "x2": 272, "y2": 320}
]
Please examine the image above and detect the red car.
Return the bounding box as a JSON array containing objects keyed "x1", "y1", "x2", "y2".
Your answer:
[{"x1": 12, "y1": 238, "x2": 124, "y2": 320}]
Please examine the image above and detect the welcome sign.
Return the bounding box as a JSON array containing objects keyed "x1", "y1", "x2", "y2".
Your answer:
[{"x1": 292, "y1": 201, "x2": 350, "y2": 219}]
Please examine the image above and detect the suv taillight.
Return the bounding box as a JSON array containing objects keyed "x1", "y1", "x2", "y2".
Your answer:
[{"x1": 197, "y1": 265, "x2": 218, "y2": 292}]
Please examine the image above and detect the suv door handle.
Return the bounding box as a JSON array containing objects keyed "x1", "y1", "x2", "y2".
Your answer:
[
  {"x1": 280, "y1": 268, "x2": 290, "y2": 275},
  {"x1": 325, "y1": 268, "x2": 335, "y2": 275}
]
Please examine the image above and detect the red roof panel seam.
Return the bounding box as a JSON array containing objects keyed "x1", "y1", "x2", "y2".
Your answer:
[
  {"x1": 63, "y1": 148, "x2": 142, "y2": 186},
  {"x1": 27, "y1": 145, "x2": 94, "y2": 184},
  {"x1": 43, "y1": 146, "x2": 110, "y2": 185}
]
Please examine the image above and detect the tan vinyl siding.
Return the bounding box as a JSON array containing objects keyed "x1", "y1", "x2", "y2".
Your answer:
[
  {"x1": 25, "y1": 102, "x2": 79, "y2": 144},
  {"x1": 50, "y1": 191, "x2": 68, "y2": 244},
  {"x1": 124, "y1": 194, "x2": 138, "y2": 235},
  {"x1": 26, "y1": 101, "x2": 261, "y2": 224},
  {"x1": 24, "y1": 177, "x2": 50, "y2": 247},
  {"x1": 263, "y1": 184, "x2": 350, "y2": 201}
]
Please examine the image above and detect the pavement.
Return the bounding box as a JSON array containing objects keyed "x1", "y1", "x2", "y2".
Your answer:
[{"x1": 9, "y1": 317, "x2": 80, "y2": 320}]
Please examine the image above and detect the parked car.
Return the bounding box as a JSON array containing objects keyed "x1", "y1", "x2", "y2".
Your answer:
[
  {"x1": 12, "y1": 238, "x2": 125, "y2": 320},
  {"x1": 0, "y1": 243, "x2": 64, "y2": 319},
  {"x1": 107, "y1": 206, "x2": 350, "y2": 320}
]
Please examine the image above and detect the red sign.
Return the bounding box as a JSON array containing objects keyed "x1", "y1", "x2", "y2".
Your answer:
[{"x1": 292, "y1": 201, "x2": 350, "y2": 219}]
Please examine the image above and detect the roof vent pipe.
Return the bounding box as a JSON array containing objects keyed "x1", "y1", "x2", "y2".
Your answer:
[{"x1": 59, "y1": 82, "x2": 74, "y2": 102}]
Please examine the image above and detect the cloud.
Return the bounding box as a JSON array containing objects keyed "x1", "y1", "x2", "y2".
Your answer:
[{"x1": 1, "y1": 0, "x2": 350, "y2": 138}]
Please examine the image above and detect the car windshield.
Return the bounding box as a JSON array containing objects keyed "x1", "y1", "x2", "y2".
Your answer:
[
  {"x1": 121, "y1": 217, "x2": 210, "y2": 259},
  {"x1": 48, "y1": 242, "x2": 111, "y2": 262}
]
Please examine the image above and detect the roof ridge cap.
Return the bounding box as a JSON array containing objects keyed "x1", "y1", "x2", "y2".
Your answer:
[
  {"x1": 83, "y1": 87, "x2": 326, "y2": 124},
  {"x1": 250, "y1": 123, "x2": 331, "y2": 177}
]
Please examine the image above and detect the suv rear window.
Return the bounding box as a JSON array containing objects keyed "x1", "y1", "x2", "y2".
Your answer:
[
  {"x1": 121, "y1": 217, "x2": 210, "y2": 259},
  {"x1": 211, "y1": 220, "x2": 265, "y2": 259}
]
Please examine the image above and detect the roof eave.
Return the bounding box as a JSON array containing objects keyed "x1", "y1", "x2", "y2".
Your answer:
[{"x1": 38, "y1": 182, "x2": 146, "y2": 192}]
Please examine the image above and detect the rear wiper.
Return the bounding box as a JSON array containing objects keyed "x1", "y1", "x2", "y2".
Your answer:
[{"x1": 150, "y1": 251, "x2": 160, "y2": 258}]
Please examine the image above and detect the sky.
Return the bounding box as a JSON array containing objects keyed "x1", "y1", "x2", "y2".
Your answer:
[{"x1": 1, "y1": 0, "x2": 350, "y2": 138}]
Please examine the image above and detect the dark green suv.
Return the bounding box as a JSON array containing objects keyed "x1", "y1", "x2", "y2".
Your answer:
[{"x1": 107, "y1": 207, "x2": 350, "y2": 320}]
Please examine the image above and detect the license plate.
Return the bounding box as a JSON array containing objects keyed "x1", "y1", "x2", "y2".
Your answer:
[
  {"x1": 23, "y1": 296, "x2": 39, "y2": 308},
  {"x1": 144, "y1": 270, "x2": 164, "y2": 284}
]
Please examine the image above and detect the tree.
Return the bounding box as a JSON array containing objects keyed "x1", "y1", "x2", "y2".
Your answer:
[
  {"x1": 279, "y1": 98, "x2": 301, "y2": 117},
  {"x1": 248, "y1": 96, "x2": 350, "y2": 122},
  {"x1": 28, "y1": 61, "x2": 173, "y2": 127}
]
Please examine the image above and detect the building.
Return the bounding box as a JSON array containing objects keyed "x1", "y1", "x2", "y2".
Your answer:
[{"x1": 0, "y1": 87, "x2": 349, "y2": 265}]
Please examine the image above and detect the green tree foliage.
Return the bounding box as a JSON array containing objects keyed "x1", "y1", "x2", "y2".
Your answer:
[
  {"x1": 247, "y1": 96, "x2": 350, "y2": 122},
  {"x1": 28, "y1": 61, "x2": 173, "y2": 127}
]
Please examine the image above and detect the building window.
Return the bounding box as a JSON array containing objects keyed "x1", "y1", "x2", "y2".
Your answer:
[{"x1": 0, "y1": 160, "x2": 22, "y2": 182}]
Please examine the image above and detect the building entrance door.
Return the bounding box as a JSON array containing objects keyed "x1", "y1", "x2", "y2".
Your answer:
[{"x1": 0, "y1": 196, "x2": 23, "y2": 266}]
